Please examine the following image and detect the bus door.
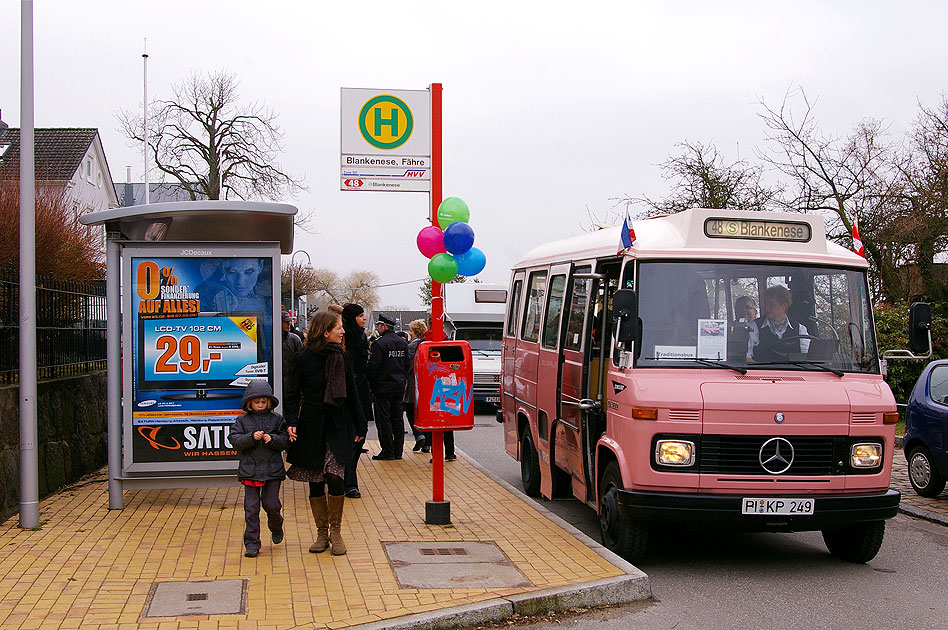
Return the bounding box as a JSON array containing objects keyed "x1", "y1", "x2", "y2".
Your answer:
[
  {"x1": 501, "y1": 271, "x2": 525, "y2": 457},
  {"x1": 583, "y1": 260, "x2": 622, "y2": 502},
  {"x1": 536, "y1": 263, "x2": 571, "y2": 498},
  {"x1": 558, "y1": 264, "x2": 594, "y2": 501}
]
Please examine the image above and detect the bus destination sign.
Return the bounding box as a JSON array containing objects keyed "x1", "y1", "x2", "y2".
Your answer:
[{"x1": 704, "y1": 218, "x2": 811, "y2": 242}]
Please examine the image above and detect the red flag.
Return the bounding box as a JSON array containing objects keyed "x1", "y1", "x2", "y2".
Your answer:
[{"x1": 852, "y1": 217, "x2": 865, "y2": 258}]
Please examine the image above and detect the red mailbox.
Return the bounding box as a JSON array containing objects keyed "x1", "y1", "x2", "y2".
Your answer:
[{"x1": 414, "y1": 340, "x2": 475, "y2": 431}]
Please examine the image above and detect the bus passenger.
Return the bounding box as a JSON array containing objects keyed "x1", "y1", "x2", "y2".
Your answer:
[
  {"x1": 734, "y1": 295, "x2": 758, "y2": 322},
  {"x1": 748, "y1": 285, "x2": 810, "y2": 362}
]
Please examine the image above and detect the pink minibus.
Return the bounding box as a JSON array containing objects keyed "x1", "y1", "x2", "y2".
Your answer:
[{"x1": 501, "y1": 208, "x2": 910, "y2": 563}]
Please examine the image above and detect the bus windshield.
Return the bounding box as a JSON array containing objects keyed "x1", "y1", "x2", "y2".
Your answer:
[
  {"x1": 634, "y1": 260, "x2": 879, "y2": 374},
  {"x1": 454, "y1": 326, "x2": 503, "y2": 352}
]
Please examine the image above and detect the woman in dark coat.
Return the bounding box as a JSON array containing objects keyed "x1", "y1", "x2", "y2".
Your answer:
[
  {"x1": 341, "y1": 303, "x2": 373, "y2": 498},
  {"x1": 285, "y1": 311, "x2": 367, "y2": 556}
]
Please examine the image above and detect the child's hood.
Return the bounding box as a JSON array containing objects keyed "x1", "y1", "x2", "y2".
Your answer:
[{"x1": 241, "y1": 379, "x2": 279, "y2": 411}]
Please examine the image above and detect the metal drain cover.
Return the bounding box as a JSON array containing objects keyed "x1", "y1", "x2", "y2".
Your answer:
[
  {"x1": 143, "y1": 579, "x2": 247, "y2": 617},
  {"x1": 384, "y1": 542, "x2": 533, "y2": 589}
]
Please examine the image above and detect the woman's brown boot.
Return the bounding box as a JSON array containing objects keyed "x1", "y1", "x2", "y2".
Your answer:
[
  {"x1": 308, "y1": 496, "x2": 330, "y2": 553},
  {"x1": 327, "y1": 494, "x2": 347, "y2": 555}
]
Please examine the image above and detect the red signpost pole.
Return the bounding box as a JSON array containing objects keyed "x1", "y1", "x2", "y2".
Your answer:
[{"x1": 429, "y1": 83, "x2": 445, "y2": 506}]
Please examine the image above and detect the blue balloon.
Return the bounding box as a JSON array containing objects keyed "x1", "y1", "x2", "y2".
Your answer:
[
  {"x1": 443, "y1": 221, "x2": 475, "y2": 255},
  {"x1": 454, "y1": 247, "x2": 486, "y2": 276}
]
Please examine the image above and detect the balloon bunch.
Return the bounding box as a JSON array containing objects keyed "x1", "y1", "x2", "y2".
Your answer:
[{"x1": 416, "y1": 197, "x2": 487, "y2": 283}]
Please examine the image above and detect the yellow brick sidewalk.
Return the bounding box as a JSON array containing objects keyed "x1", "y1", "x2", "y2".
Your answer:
[{"x1": 0, "y1": 442, "x2": 630, "y2": 629}]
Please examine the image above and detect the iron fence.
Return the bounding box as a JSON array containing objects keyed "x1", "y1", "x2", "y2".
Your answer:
[{"x1": 0, "y1": 265, "x2": 107, "y2": 384}]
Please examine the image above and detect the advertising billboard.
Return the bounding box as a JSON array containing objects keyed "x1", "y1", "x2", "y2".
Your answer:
[{"x1": 123, "y1": 243, "x2": 281, "y2": 473}]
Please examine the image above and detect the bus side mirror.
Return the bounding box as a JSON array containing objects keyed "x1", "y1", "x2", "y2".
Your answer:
[
  {"x1": 909, "y1": 302, "x2": 932, "y2": 354},
  {"x1": 613, "y1": 288, "x2": 638, "y2": 343}
]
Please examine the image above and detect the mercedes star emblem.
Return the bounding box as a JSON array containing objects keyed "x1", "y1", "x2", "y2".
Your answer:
[
  {"x1": 759, "y1": 437, "x2": 794, "y2": 474},
  {"x1": 774, "y1": 412, "x2": 785, "y2": 424}
]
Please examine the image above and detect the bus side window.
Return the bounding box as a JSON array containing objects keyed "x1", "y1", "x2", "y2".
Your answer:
[
  {"x1": 506, "y1": 279, "x2": 523, "y2": 337},
  {"x1": 521, "y1": 271, "x2": 547, "y2": 343}
]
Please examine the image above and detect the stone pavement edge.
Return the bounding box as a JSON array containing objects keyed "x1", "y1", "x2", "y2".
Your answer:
[{"x1": 0, "y1": 440, "x2": 650, "y2": 630}]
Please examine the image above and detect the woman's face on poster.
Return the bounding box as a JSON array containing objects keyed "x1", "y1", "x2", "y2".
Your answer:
[{"x1": 222, "y1": 259, "x2": 263, "y2": 297}]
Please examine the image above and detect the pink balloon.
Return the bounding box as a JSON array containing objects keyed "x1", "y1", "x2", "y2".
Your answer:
[{"x1": 416, "y1": 225, "x2": 447, "y2": 258}]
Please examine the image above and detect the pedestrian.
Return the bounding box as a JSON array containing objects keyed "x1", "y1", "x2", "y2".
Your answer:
[
  {"x1": 229, "y1": 380, "x2": 289, "y2": 558},
  {"x1": 282, "y1": 311, "x2": 303, "y2": 388},
  {"x1": 404, "y1": 319, "x2": 429, "y2": 453},
  {"x1": 368, "y1": 313, "x2": 409, "y2": 460},
  {"x1": 341, "y1": 303, "x2": 374, "y2": 498},
  {"x1": 284, "y1": 311, "x2": 367, "y2": 555}
]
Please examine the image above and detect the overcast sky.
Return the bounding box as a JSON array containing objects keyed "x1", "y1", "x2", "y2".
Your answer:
[{"x1": 2, "y1": 1, "x2": 947, "y2": 308}]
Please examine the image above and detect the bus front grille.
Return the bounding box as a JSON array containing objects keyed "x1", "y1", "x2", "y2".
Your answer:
[{"x1": 699, "y1": 435, "x2": 839, "y2": 475}]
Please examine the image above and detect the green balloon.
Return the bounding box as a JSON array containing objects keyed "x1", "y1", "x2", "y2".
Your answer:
[
  {"x1": 428, "y1": 253, "x2": 458, "y2": 283},
  {"x1": 437, "y1": 197, "x2": 470, "y2": 230}
]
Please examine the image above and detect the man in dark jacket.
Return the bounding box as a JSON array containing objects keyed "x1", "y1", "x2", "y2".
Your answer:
[
  {"x1": 281, "y1": 311, "x2": 303, "y2": 392},
  {"x1": 368, "y1": 313, "x2": 409, "y2": 459}
]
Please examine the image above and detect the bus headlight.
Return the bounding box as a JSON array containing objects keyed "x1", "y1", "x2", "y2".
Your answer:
[
  {"x1": 851, "y1": 443, "x2": 882, "y2": 468},
  {"x1": 656, "y1": 440, "x2": 695, "y2": 466}
]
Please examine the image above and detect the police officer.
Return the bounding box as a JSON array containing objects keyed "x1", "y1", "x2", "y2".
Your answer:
[{"x1": 368, "y1": 314, "x2": 409, "y2": 460}]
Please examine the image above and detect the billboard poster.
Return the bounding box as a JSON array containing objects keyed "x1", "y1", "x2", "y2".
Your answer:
[{"x1": 123, "y1": 244, "x2": 280, "y2": 472}]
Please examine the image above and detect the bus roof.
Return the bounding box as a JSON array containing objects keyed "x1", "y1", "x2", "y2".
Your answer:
[{"x1": 513, "y1": 208, "x2": 868, "y2": 269}]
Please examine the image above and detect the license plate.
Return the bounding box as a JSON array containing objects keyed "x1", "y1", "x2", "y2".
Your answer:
[
  {"x1": 485, "y1": 396, "x2": 500, "y2": 403},
  {"x1": 741, "y1": 497, "x2": 814, "y2": 515}
]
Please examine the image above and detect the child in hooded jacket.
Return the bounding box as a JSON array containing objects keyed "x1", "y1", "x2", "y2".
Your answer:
[{"x1": 230, "y1": 380, "x2": 289, "y2": 558}]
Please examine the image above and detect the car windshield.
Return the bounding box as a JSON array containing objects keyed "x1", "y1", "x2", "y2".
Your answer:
[
  {"x1": 454, "y1": 326, "x2": 502, "y2": 352},
  {"x1": 633, "y1": 260, "x2": 879, "y2": 374}
]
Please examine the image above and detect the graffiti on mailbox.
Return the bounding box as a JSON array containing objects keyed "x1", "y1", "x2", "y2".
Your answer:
[{"x1": 429, "y1": 375, "x2": 473, "y2": 417}]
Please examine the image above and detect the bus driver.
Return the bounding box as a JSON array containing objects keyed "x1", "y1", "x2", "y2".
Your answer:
[{"x1": 748, "y1": 285, "x2": 810, "y2": 362}]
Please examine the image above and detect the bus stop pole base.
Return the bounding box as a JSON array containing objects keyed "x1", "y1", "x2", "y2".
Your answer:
[{"x1": 425, "y1": 500, "x2": 450, "y2": 525}]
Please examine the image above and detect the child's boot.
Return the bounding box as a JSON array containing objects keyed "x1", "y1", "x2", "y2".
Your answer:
[
  {"x1": 308, "y1": 496, "x2": 330, "y2": 553},
  {"x1": 327, "y1": 494, "x2": 347, "y2": 555}
]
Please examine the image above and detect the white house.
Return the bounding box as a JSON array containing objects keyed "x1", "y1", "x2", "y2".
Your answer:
[{"x1": 0, "y1": 127, "x2": 119, "y2": 248}]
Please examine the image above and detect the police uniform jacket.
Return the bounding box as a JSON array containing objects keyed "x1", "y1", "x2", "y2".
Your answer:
[{"x1": 367, "y1": 328, "x2": 409, "y2": 396}]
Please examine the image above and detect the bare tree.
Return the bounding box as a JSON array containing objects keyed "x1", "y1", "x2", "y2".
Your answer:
[
  {"x1": 281, "y1": 263, "x2": 339, "y2": 306},
  {"x1": 338, "y1": 271, "x2": 381, "y2": 311},
  {"x1": 634, "y1": 140, "x2": 780, "y2": 216},
  {"x1": 894, "y1": 97, "x2": 948, "y2": 301},
  {"x1": 758, "y1": 89, "x2": 907, "y2": 301},
  {"x1": 118, "y1": 70, "x2": 305, "y2": 202}
]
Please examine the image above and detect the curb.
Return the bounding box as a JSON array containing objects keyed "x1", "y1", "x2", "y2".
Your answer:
[{"x1": 348, "y1": 449, "x2": 651, "y2": 630}]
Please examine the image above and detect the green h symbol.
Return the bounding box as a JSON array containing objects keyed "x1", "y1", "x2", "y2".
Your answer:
[{"x1": 374, "y1": 106, "x2": 399, "y2": 137}]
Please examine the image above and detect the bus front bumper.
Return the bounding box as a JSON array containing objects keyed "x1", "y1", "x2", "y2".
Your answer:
[{"x1": 615, "y1": 488, "x2": 900, "y2": 531}]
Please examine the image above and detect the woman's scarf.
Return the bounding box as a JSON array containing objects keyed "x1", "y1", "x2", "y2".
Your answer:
[{"x1": 323, "y1": 342, "x2": 347, "y2": 406}]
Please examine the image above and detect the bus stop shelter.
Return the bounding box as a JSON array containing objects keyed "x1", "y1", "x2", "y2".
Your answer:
[{"x1": 80, "y1": 201, "x2": 296, "y2": 509}]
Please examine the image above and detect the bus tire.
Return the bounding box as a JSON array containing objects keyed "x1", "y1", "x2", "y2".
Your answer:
[
  {"x1": 908, "y1": 445, "x2": 946, "y2": 498},
  {"x1": 520, "y1": 431, "x2": 542, "y2": 497},
  {"x1": 598, "y1": 461, "x2": 648, "y2": 563},
  {"x1": 821, "y1": 520, "x2": 885, "y2": 563}
]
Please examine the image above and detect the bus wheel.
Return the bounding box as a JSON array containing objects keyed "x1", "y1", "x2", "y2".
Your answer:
[
  {"x1": 520, "y1": 431, "x2": 542, "y2": 497},
  {"x1": 598, "y1": 461, "x2": 648, "y2": 563},
  {"x1": 821, "y1": 521, "x2": 885, "y2": 563}
]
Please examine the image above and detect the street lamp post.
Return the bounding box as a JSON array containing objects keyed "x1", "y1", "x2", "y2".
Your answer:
[{"x1": 290, "y1": 250, "x2": 313, "y2": 326}]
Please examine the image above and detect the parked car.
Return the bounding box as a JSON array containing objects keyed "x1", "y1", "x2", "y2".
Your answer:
[{"x1": 903, "y1": 359, "x2": 948, "y2": 497}]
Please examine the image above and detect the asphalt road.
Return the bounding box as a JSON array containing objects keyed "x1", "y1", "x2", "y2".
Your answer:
[{"x1": 449, "y1": 411, "x2": 948, "y2": 629}]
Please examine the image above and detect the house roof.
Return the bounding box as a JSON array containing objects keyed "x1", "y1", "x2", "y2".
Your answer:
[
  {"x1": 0, "y1": 127, "x2": 99, "y2": 181},
  {"x1": 114, "y1": 182, "x2": 206, "y2": 207}
]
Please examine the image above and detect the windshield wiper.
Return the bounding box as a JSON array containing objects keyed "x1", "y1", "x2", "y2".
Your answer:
[
  {"x1": 754, "y1": 360, "x2": 844, "y2": 377},
  {"x1": 682, "y1": 358, "x2": 747, "y2": 374}
]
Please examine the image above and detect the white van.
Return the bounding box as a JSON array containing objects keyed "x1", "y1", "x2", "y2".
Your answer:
[{"x1": 442, "y1": 283, "x2": 507, "y2": 407}]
